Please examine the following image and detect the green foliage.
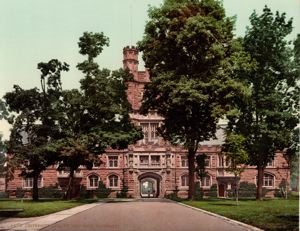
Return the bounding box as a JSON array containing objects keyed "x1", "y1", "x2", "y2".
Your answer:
[
  {"x1": 15, "y1": 188, "x2": 25, "y2": 198},
  {"x1": 0, "y1": 191, "x2": 8, "y2": 198},
  {"x1": 0, "y1": 99, "x2": 8, "y2": 120},
  {"x1": 38, "y1": 185, "x2": 64, "y2": 199},
  {"x1": 116, "y1": 185, "x2": 129, "y2": 198},
  {"x1": 233, "y1": 182, "x2": 256, "y2": 198},
  {"x1": 195, "y1": 154, "x2": 208, "y2": 180},
  {"x1": 165, "y1": 192, "x2": 182, "y2": 202},
  {"x1": 194, "y1": 182, "x2": 204, "y2": 200},
  {"x1": 230, "y1": 6, "x2": 299, "y2": 200},
  {"x1": 139, "y1": 0, "x2": 253, "y2": 199},
  {"x1": 207, "y1": 184, "x2": 218, "y2": 197},
  {"x1": 222, "y1": 133, "x2": 248, "y2": 169},
  {"x1": 0, "y1": 135, "x2": 6, "y2": 177},
  {"x1": 49, "y1": 32, "x2": 142, "y2": 199},
  {"x1": 4, "y1": 59, "x2": 69, "y2": 201},
  {"x1": 95, "y1": 181, "x2": 111, "y2": 198}
]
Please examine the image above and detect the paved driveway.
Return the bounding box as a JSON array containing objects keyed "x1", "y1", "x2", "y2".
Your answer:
[{"x1": 41, "y1": 199, "x2": 254, "y2": 231}]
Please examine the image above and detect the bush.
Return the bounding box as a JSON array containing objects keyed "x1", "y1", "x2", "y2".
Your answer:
[
  {"x1": 116, "y1": 185, "x2": 128, "y2": 198},
  {"x1": 194, "y1": 182, "x2": 204, "y2": 200},
  {"x1": 0, "y1": 191, "x2": 8, "y2": 198},
  {"x1": 165, "y1": 192, "x2": 182, "y2": 202},
  {"x1": 95, "y1": 181, "x2": 111, "y2": 198},
  {"x1": 207, "y1": 184, "x2": 218, "y2": 197},
  {"x1": 38, "y1": 185, "x2": 64, "y2": 199},
  {"x1": 15, "y1": 187, "x2": 25, "y2": 198},
  {"x1": 238, "y1": 182, "x2": 256, "y2": 198}
]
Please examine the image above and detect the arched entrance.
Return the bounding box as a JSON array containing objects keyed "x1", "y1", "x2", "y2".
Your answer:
[{"x1": 138, "y1": 172, "x2": 162, "y2": 198}]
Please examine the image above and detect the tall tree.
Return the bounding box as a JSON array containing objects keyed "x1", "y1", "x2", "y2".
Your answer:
[
  {"x1": 52, "y1": 32, "x2": 142, "y2": 199},
  {"x1": 234, "y1": 7, "x2": 299, "y2": 200},
  {"x1": 4, "y1": 60, "x2": 69, "y2": 200},
  {"x1": 138, "y1": 0, "x2": 253, "y2": 199}
]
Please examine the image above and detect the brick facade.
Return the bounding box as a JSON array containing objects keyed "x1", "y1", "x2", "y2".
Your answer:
[{"x1": 6, "y1": 46, "x2": 290, "y2": 198}]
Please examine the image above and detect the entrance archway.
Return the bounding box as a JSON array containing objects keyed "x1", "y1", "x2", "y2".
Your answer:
[{"x1": 138, "y1": 172, "x2": 162, "y2": 198}]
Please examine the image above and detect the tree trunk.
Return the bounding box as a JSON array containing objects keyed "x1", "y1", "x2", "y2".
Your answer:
[
  {"x1": 65, "y1": 168, "x2": 75, "y2": 200},
  {"x1": 188, "y1": 148, "x2": 196, "y2": 200},
  {"x1": 32, "y1": 174, "x2": 39, "y2": 201},
  {"x1": 234, "y1": 174, "x2": 239, "y2": 206},
  {"x1": 256, "y1": 165, "x2": 264, "y2": 200}
]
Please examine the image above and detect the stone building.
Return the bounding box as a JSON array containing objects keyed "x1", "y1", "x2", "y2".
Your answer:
[{"x1": 6, "y1": 46, "x2": 290, "y2": 198}]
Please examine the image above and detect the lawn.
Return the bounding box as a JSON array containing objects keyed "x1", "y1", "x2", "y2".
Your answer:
[
  {"x1": 0, "y1": 199, "x2": 97, "y2": 217},
  {"x1": 183, "y1": 198, "x2": 299, "y2": 231}
]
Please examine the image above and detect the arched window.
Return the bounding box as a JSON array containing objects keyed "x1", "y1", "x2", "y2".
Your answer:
[
  {"x1": 199, "y1": 176, "x2": 211, "y2": 187},
  {"x1": 88, "y1": 175, "x2": 99, "y2": 188},
  {"x1": 108, "y1": 175, "x2": 118, "y2": 188},
  {"x1": 181, "y1": 175, "x2": 189, "y2": 187}
]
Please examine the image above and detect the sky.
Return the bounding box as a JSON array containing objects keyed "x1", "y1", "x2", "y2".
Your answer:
[{"x1": 0, "y1": 0, "x2": 299, "y2": 139}]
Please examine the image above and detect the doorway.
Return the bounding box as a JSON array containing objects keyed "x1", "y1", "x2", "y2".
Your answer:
[
  {"x1": 140, "y1": 178, "x2": 158, "y2": 198},
  {"x1": 218, "y1": 184, "x2": 225, "y2": 197}
]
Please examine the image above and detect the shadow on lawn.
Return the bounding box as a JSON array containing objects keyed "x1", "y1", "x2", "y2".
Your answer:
[{"x1": 277, "y1": 215, "x2": 299, "y2": 223}]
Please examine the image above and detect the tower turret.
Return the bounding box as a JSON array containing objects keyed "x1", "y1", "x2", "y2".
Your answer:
[{"x1": 123, "y1": 45, "x2": 139, "y2": 72}]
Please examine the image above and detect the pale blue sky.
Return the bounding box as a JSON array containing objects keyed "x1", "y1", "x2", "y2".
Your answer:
[{"x1": 0, "y1": 0, "x2": 299, "y2": 138}]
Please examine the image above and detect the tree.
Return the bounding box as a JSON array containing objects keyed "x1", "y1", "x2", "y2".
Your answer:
[
  {"x1": 234, "y1": 7, "x2": 299, "y2": 200},
  {"x1": 138, "y1": 0, "x2": 253, "y2": 199},
  {"x1": 286, "y1": 127, "x2": 299, "y2": 193},
  {"x1": 4, "y1": 60, "x2": 69, "y2": 201},
  {"x1": 222, "y1": 133, "x2": 248, "y2": 205},
  {"x1": 51, "y1": 32, "x2": 142, "y2": 199},
  {"x1": 0, "y1": 134, "x2": 6, "y2": 177},
  {"x1": 0, "y1": 99, "x2": 8, "y2": 120}
]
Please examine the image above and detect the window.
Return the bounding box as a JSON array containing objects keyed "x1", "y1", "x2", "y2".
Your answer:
[
  {"x1": 151, "y1": 156, "x2": 160, "y2": 166},
  {"x1": 181, "y1": 175, "x2": 189, "y2": 187},
  {"x1": 199, "y1": 176, "x2": 211, "y2": 187},
  {"x1": 108, "y1": 175, "x2": 118, "y2": 188},
  {"x1": 218, "y1": 155, "x2": 224, "y2": 167},
  {"x1": 218, "y1": 155, "x2": 230, "y2": 167},
  {"x1": 23, "y1": 176, "x2": 42, "y2": 189},
  {"x1": 181, "y1": 156, "x2": 188, "y2": 167},
  {"x1": 205, "y1": 156, "x2": 210, "y2": 167},
  {"x1": 88, "y1": 175, "x2": 99, "y2": 188},
  {"x1": 140, "y1": 122, "x2": 159, "y2": 143},
  {"x1": 108, "y1": 156, "x2": 118, "y2": 167},
  {"x1": 266, "y1": 160, "x2": 274, "y2": 167},
  {"x1": 256, "y1": 173, "x2": 275, "y2": 187},
  {"x1": 263, "y1": 173, "x2": 274, "y2": 187},
  {"x1": 140, "y1": 156, "x2": 149, "y2": 166}
]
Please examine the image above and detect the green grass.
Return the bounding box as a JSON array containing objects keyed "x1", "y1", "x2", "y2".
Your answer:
[
  {"x1": 0, "y1": 199, "x2": 97, "y2": 217},
  {"x1": 183, "y1": 198, "x2": 299, "y2": 231}
]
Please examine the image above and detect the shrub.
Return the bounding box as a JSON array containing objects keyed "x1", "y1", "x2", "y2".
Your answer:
[
  {"x1": 0, "y1": 191, "x2": 8, "y2": 198},
  {"x1": 116, "y1": 185, "x2": 128, "y2": 198},
  {"x1": 194, "y1": 182, "x2": 204, "y2": 200},
  {"x1": 15, "y1": 187, "x2": 25, "y2": 198},
  {"x1": 238, "y1": 182, "x2": 256, "y2": 198},
  {"x1": 207, "y1": 184, "x2": 218, "y2": 197},
  {"x1": 165, "y1": 192, "x2": 182, "y2": 202},
  {"x1": 95, "y1": 181, "x2": 111, "y2": 198},
  {"x1": 38, "y1": 185, "x2": 64, "y2": 199}
]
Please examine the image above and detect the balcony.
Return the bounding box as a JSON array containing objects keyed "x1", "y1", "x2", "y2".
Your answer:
[{"x1": 217, "y1": 169, "x2": 235, "y2": 177}]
